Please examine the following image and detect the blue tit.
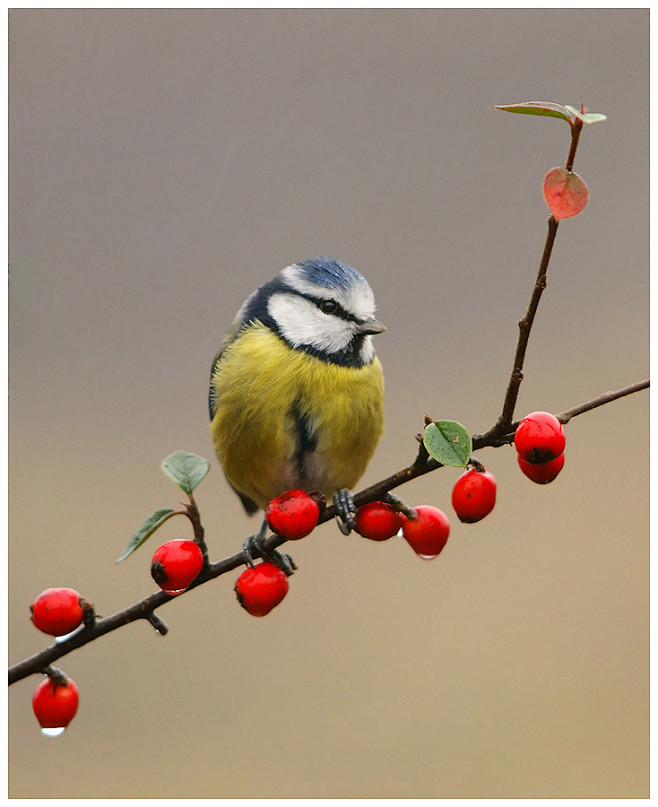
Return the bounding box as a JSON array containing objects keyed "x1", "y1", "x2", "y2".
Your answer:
[{"x1": 209, "y1": 256, "x2": 385, "y2": 526}]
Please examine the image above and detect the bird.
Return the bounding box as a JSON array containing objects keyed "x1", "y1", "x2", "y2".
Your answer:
[{"x1": 208, "y1": 256, "x2": 385, "y2": 546}]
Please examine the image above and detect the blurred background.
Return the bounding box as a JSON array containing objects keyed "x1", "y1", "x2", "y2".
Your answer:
[{"x1": 9, "y1": 8, "x2": 649, "y2": 798}]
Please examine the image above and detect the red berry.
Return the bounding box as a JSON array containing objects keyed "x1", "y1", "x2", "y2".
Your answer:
[
  {"x1": 30, "y1": 588, "x2": 85, "y2": 637},
  {"x1": 451, "y1": 468, "x2": 497, "y2": 523},
  {"x1": 354, "y1": 501, "x2": 404, "y2": 541},
  {"x1": 266, "y1": 489, "x2": 319, "y2": 540},
  {"x1": 151, "y1": 539, "x2": 204, "y2": 595},
  {"x1": 518, "y1": 452, "x2": 565, "y2": 484},
  {"x1": 514, "y1": 411, "x2": 566, "y2": 464},
  {"x1": 32, "y1": 676, "x2": 79, "y2": 733},
  {"x1": 401, "y1": 505, "x2": 450, "y2": 560},
  {"x1": 235, "y1": 562, "x2": 289, "y2": 617}
]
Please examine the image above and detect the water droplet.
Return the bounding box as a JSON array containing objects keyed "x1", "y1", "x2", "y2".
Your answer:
[
  {"x1": 417, "y1": 553, "x2": 438, "y2": 561},
  {"x1": 41, "y1": 726, "x2": 66, "y2": 737},
  {"x1": 55, "y1": 626, "x2": 84, "y2": 643}
]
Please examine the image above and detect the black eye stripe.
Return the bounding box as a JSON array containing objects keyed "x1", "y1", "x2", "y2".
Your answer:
[{"x1": 313, "y1": 296, "x2": 358, "y2": 322}]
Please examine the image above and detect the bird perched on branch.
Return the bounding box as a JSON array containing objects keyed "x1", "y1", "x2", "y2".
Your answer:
[{"x1": 209, "y1": 256, "x2": 385, "y2": 541}]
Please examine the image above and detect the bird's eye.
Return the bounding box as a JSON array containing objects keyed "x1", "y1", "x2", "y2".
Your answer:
[{"x1": 319, "y1": 299, "x2": 339, "y2": 314}]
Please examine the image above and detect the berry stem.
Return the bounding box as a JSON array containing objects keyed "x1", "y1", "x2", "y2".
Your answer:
[
  {"x1": 183, "y1": 496, "x2": 209, "y2": 564},
  {"x1": 383, "y1": 491, "x2": 417, "y2": 520},
  {"x1": 467, "y1": 457, "x2": 486, "y2": 472},
  {"x1": 81, "y1": 600, "x2": 97, "y2": 630},
  {"x1": 43, "y1": 666, "x2": 68, "y2": 686}
]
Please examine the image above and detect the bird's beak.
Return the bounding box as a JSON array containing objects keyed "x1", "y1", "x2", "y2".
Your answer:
[{"x1": 357, "y1": 316, "x2": 386, "y2": 335}]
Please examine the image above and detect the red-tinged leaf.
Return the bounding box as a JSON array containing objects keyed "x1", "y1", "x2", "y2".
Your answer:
[
  {"x1": 494, "y1": 101, "x2": 575, "y2": 123},
  {"x1": 543, "y1": 166, "x2": 589, "y2": 219}
]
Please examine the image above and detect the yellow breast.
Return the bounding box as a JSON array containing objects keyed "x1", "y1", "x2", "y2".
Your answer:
[{"x1": 209, "y1": 324, "x2": 384, "y2": 510}]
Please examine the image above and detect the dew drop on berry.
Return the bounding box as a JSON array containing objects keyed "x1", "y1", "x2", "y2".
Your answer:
[
  {"x1": 417, "y1": 552, "x2": 439, "y2": 561},
  {"x1": 40, "y1": 726, "x2": 66, "y2": 738},
  {"x1": 162, "y1": 586, "x2": 188, "y2": 596}
]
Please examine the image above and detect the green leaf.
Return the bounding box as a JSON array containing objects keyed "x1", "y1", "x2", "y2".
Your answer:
[
  {"x1": 582, "y1": 112, "x2": 607, "y2": 126},
  {"x1": 423, "y1": 420, "x2": 472, "y2": 468},
  {"x1": 564, "y1": 104, "x2": 585, "y2": 121},
  {"x1": 560, "y1": 105, "x2": 609, "y2": 126},
  {"x1": 161, "y1": 450, "x2": 210, "y2": 496},
  {"x1": 494, "y1": 101, "x2": 574, "y2": 123},
  {"x1": 116, "y1": 508, "x2": 176, "y2": 563}
]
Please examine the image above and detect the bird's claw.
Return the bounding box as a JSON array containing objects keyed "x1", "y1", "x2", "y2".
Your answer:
[
  {"x1": 270, "y1": 550, "x2": 297, "y2": 576},
  {"x1": 333, "y1": 488, "x2": 356, "y2": 535},
  {"x1": 242, "y1": 527, "x2": 296, "y2": 576},
  {"x1": 242, "y1": 518, "x2": 268, "y2": 567},
  {"x1": 242, "y1": 534, "x2": 262, "y2": 568}
]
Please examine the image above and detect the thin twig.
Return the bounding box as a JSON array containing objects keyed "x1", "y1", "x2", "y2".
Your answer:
[
  {"x1": 555, "y1": 379, "x2": 649, "y2": 423},
  {"x1": 494, "y1": 214, "x2": 559, "y2": 436},
  {"x1": 565, "y1": 117, "x2": 583, "y2": 173},
  {"x1": 492, "y1": 116, "x2": 584, "y2": 439}
]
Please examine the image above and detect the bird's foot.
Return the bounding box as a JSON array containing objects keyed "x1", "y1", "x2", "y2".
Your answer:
[
  {"x1": 269, "y1": 549, "x2": 297, "y2": 576},
  {"x1": 242, "y1": 518, "x2": 268, "y2": 567},
  {"x1": 333, "y1": 488, "x2": 357, "y2": 535},
  {"x1": 242, "y1": 520, "x2": 297, "y2": 576}
]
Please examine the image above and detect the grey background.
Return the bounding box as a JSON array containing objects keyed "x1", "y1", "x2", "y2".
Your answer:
[{"x1": 9, "y1": 8, "x2": 648, "y2": 798}]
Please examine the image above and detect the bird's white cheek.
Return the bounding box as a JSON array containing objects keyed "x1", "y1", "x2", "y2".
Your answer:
[{"x1": 268, "y1": 293, "x2": 352, "y2": 352}]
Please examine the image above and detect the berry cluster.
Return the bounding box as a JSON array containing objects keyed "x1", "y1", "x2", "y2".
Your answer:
[
  {"x1": 26, "y1": 533, "x2": 210, "y2": 736},
  {"x1": 514, "y1": 411, "x2": 566, "y2": 484},
  {"x1": 231, "y1": 487, "x2": 321, "y2": 617},
  {"x1": 354, "y1": 499, "x2": 451, "y2": 559},
  {"x1": 22, "y1": 410, "x2": 567, "y2": 733},
  {"x1": 28, "y1": 587, "x2": 88, "y2": 735}
]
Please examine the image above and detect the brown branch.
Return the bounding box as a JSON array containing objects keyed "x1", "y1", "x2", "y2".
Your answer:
[
  {"x1": 8, "y1": 377, "x2": 649, "y2": 687},
  {"x1": 8, "y1": 550, "x2": 250, "y2": 685},
  {"x1": 9, "y1": 106, "x2": 640, "y2": 689}
]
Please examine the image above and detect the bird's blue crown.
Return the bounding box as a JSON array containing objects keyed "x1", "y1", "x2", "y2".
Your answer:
[{"x1": 292, "y1": 256, "x2": 368, "y2": 292}]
